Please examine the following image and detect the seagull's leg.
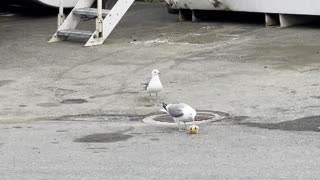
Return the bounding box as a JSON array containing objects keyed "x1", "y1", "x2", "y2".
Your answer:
[
  {"x1": 178, "y1": 121, "x2": 182, "y2": 131},
  {"x1": 149, "y1": 93, "x2": 152, "y2": 103},
  {"x1": 183, "y1": 121, "x2": 186, "y2": 130},
  {"x1": 156, "y1": 93, "x2": 158, "y2": 103}
]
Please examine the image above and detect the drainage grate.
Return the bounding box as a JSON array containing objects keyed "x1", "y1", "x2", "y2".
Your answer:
[{"x1": 142, "y1": 110, "x2": 229, "y2": 126}]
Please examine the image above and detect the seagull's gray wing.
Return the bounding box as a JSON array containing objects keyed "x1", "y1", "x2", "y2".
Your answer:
[{"x1": 167, "y1": 104, "x2": 184, "y2": 118}]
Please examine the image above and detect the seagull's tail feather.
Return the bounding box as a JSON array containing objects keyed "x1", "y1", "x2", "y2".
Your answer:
[
  {"x1": 141, "y1": 82, "x2": 149, "y2": 90},
  {"x1": 162, "y1": 102, "x2": 168, "y2": 110},
  {"x1": 160, "y1": 102, "x2": 169, "y2": 114}
]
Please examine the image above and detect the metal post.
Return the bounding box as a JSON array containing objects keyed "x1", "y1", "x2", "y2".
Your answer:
[
  {"x1": 192, "y1": 10, "x2": 199, "y2": 22},
  {"x1": 96, "y1": 0, "x2": 103, "y2": 38},
  {"x1": 58, "y1": 0, "x2": 65, "y2": 27}
]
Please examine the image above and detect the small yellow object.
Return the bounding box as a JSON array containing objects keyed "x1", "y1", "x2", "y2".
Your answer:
[{"x1": 189, "y1": 125, "x2": 199, "y2": 134}]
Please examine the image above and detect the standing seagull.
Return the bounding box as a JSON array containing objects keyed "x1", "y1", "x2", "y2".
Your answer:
[
  {"x1": 143, "y1": 69, "x2": 163, "y2": 102},
  {"x1": 162, "y1": 102, "x2": 197, "y2": 131}
]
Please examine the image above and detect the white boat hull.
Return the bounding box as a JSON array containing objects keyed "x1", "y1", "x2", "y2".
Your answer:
[
  {"x1": 36, "y1": 0, "x2": 78, "y2": 8},
  {"x1": 166, "y1": 0, "x2": 320, "y2": 16}
]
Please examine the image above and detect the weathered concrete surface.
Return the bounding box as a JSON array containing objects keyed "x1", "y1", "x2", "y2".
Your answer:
[{"x1": 1, "y1": 2, "x2": 320, "y2": 179}]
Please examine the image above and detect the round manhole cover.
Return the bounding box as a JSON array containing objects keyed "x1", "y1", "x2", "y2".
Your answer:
[{"x1": 142, "y1": 110, "x2": 229, "y2": 126}]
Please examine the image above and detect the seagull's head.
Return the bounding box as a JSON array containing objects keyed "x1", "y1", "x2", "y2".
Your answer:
[{"x1": 152, "y1": 69, "x2": 160, "y2": 77}]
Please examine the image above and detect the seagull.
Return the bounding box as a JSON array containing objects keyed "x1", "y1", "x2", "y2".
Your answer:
[
  {"x1": 161, "y1": 102, "x2": 197, "y2": 131},
  {"x1": 143, "y1": 69, "x2": 163, "y2": 102}
]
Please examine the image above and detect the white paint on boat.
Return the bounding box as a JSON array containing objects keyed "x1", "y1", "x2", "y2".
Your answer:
[
  {"x1": 36, "y1": 0, "x2": 78, "y2": 8},
  {"x1": 167, "y1": 0, "x2": 320, "y2": 16}
]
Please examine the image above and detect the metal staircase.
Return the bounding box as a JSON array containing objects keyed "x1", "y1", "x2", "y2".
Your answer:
[{"x1": 49, "y1": 0, "x2": 135, "y2": 46}]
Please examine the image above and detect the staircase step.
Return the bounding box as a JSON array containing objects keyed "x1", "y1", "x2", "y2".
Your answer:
[
  {"x1": 57, "y1": 29, "x2": 93, "y2": 38},
  {"x1": 73, "y1": 8, "x2": 111, "y2": 18}
]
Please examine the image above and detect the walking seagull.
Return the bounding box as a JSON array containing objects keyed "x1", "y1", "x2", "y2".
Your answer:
[
  {"x1": 161, "y1": 102, "x2": 197, "y2": 131},
  {"x1": 143, "y1": 69, "x2": 163, "y2": 102}
]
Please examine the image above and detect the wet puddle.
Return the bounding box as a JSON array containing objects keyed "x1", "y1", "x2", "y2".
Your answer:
[{"x1": 74, "y1": 132, "x2": 133, "y2": 143}]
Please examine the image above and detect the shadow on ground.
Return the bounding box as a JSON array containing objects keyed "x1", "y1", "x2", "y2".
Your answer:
[{"x1": 241, "y1": 116, "x2": 320, "y2": 132}]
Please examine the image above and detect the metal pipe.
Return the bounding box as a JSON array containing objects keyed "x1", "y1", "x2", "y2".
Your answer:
[
  {"x1": 57, "y1": 0, "x2": 65, "y2": 27},
  {"x1": 97, "y1": 0, "x2": 102, "y2": 20},
  {"x1": 59, "y1": 0, "x2": 64, "y2": 15},
  {"x1": 96, "y1": 0, "x2": 103, "y2": 37}
]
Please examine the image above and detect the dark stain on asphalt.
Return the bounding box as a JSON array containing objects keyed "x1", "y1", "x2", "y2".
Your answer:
[
  {"x1": 60, "y1": 99, "x2": 88, "y2": 104},
  {"x1": 89, "y1": 93, "x2": 112, "y2": 99},
  {"x1": 87, "y1": 147, "x2": 108, "y2": 150},
  {"x1": 37, "y1": 103, "x2": 61, "y2": 107},
  {"x1": 311, "y1": 96, "x2": 320, "y2": 99},
  {"x1": 74, "y1": 132, "x2": 133, "y2": 143},
  {"x1": 0, "y1": 80, "x2": 14, "y2": 87},
  {"x1": 56, "y1": 129, "x2": 68, "y2": 132},
  {"x1": 150, "y1": 138, "x2": 160, "y2": 141},
  {"x1": 12, "y1": 126, "x2": 22, "y2": 129},
  {"x1": 241, "y1": 116, "x2": 320, "y2": 132},
  {"x1": 304, "y1": 105, "x2": 320, "y2": 109},
  {"x1": 144, "y1": 104, "x2": 154, "y2": 107}
]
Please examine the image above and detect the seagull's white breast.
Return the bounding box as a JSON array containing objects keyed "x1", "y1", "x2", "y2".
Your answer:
[{"x1": 147, "y1": 76, "x2": 163, "y2": 93}]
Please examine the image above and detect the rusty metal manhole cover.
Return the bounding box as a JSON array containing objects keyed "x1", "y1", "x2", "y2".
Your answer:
[{"x1": 142, "y1": 110, "x2": 229, "y2": 126}]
